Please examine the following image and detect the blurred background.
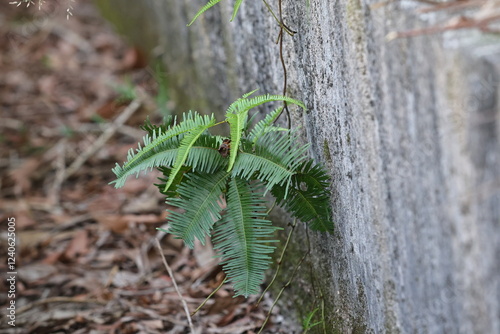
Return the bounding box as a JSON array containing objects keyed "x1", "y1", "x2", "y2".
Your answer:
[{"x1": 0, "y1": 1, "x2": 292, "y2": 333}]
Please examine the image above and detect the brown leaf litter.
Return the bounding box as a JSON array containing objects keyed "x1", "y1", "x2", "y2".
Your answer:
[{"x1": 0, "y1": 1, "x2": 298, "y2": 333}]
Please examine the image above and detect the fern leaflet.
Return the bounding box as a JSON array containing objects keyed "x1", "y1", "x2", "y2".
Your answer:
[
  {"x1": 226, "y1": 110, "x2": 247, "y2": 172},
  {"x1": 187, "y1": 0, "x2": 222, "y2": 26},
  {"x1": 272, "y1": 161, "x2": 333, "y2": 232},
  {"x1": 248, "y1": 106, "x2": 287, "y2": 145},
  {"x1": 231, "y1": 0, "x2": 244, "y2": 21}
]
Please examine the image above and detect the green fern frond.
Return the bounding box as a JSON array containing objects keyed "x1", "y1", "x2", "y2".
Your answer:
[
  {"x1": 293, "y1": 160, "x2": 331, "y2": 193},
  {"x1": 225, "y1": 90, "x2": 260, "y2": 171},
  {"x1": 241, "y1": 88, "x2": 259, "y2": 99},
  {"x1": 248, "y1": 106, "x2": 287, "y2": 145},
  {"x1": 155, "y1": 165, "x2": 191, "y2": 198},
  {"x1": 154, "y1": 135, "x2": 225, "y2": 197},
  {"x1": 231, "y1": 0, "x2": 244, "y2": 21},
  {"x1": 226, "y1": 93, "x2": 306, "y2": 115},
  {"x1": 164, "y1": 115, "x2": 217, "y2": 191},
  {"x1": 225, "y1": 89, "x2": 259, "y2": 116},
  {"x1": 187, "y1": 135, "x2": 228, "y2": 173},
  {"x1": 111, "y1": 111, "x2": 212, "y2": 188},
  {"x1": 167, "y1": 170, "x2": 231, "y2": 248},
  {"x1": 213, "y1": 177, "x2": 279, "y2": 297},
  {"x1": 187, "y1": 0, "x2": 222, "y2": 26},
  {"x1": 140, "y1": 115, "x2": 174, "y2": 135},
  {"x1": 225, "y1": 92, "x2": 305, "y2": 172},
  {"x1": 232, "y1": 132, "x2": 308, "y2": 195},
  {"x1": 111, "y1": 134, "x2": 180, "y2": 188},
  {"x1": 302, "y1": 307, "x2": 323, "y2": 331},
  {"x1": 272, "y1": 160, "x2": 333, "y2": 233},
  {"x1": 226, "y1": 110, "x2": 247, "y2": 172}
]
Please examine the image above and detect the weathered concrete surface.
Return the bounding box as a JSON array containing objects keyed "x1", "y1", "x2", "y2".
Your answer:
[{"x1": 95, "y1": 0, "x2": 500, "y2": 332}]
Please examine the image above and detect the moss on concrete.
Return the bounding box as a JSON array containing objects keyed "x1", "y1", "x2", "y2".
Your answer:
[{"x1": 323, "y1": 139, "x2": 333, "y2": 163}]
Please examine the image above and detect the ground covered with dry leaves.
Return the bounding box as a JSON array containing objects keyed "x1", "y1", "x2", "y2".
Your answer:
[{"x1": 0, "y1": 1, "x2": 298, "y2": 333}]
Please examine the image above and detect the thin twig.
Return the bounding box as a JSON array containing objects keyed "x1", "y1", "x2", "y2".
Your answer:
[
  {"x1": 49, "y1": 138, "x2": 67, "y2": 206},
  {"x1": 155, "y1": 238, "x2": 196, "y2": 333},
  {"x1": 265, "y1": 199, "x2": 277, "y2": 215},
  {"x1": 272, "y1": 0, "x2": 293, "y2": 129},
  {"x1": 255, "y1": 218, "x2": 297, "y2": 307},
  {"x1": 62, "y1": 98, "x2": 142, "y2": 180},
  {"x1": 17, "y1": 296, "x2": 106, "y2": 315},
  {"x1": 191, "y1": 277, "x2": 228, "y2": 316},
  {"x1": 257, "y1": 242, "x2": 310, "y2": 334},
  {"x1": 321, "y1": 291, "x2": 327, "y2": 334},
  {"x1": 418, "y1": 0, "x2": 488, "y2": 14},
  {"x1": 386, "y1": 14, "x2": 500, "y2": 40}
]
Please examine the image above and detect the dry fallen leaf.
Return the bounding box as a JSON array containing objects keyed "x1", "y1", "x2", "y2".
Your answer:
[
  {"x1": 9, "y1": 158, "x2": 41, "y2": 195},
  {"x1": 63, "y1": 230, "x2": 90, "y2": 261}
]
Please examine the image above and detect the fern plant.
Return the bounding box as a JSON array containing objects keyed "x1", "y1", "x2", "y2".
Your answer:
[{"x1": 110, "y1": 91, "x2": 333, "y2": 297}]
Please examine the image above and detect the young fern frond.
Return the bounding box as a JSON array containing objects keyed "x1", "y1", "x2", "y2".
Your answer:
[
  {"x1": 167, "y1": 170, "x2": 231, "y2": 248},
  {"x1": 272, "y1": 161, "x2": 333, "y2": 233},
  {"x1": 163, "y1": 115, "x2": 216, "y2": 191},
  {"x1": 226, "y1": 110, "x2": 247, "y2": 172},
  {"x1": 213, "y1": 177, "x2": 279, "y2": 297},
  {"x1": 226, "y1": 93, "x2": 306, "y2": 115},
  {"x1": 248, "y1": 106, "x2": 287, "y2": 145},
  {"x1": 226, "y1": 89, "x2": 259, "y2": 115},
  {"x1": 187, "y1": 0, "x2": 222, "y2": 26},
  {"x1": 233, "y1": 132, "x2": 308, "y2": 195},
  {"x1": 226, "y1": 92, "x2": 306, "y2": 172}
]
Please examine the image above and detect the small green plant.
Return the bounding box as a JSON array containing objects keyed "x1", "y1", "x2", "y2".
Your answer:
[
  {"x1": 112, "y1": 77, "x2": 137, "y2": 103},
  {"x1": 302, "y1": 307, "x2": 324, "y2": 333},
  {"x1": 110, "y1": 91, "x2": 333, "y2": 297}
]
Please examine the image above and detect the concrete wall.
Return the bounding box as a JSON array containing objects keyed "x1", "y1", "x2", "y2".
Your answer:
[{"x1": 95, "y1": 0, "x2": 500, "y2": 332}]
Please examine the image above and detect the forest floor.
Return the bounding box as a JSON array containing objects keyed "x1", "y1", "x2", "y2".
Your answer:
[{"x1": 0, "y1": 1, "x2": 297, "y2": 333}]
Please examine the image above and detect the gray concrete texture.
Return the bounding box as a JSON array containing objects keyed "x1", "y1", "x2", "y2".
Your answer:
[{"x1": 95, "y1": 0, "x2": 500, "y2": 332}]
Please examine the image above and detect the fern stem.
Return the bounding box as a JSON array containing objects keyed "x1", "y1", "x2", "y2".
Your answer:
[
  {"x1": 321, "y1": 292, "x2": 327, "y2": 334},
  {"x1": 257, "y1": 240, "x2": 307, "y2": 334},
  {"x1": 213, "y1": 120, "x2": 228, "y2": 128},
  {"x1": 191, "y1": 276, "x2": 228, "y2": 316},
  {"x1": 255, "y1": 218, "x2": 296, "y2": 307},
  {"x1": 266, "y1": 199, "x2": 277, "y2": 215},
  {"x1": 279, "y1": 0, "x2": 292, "y2": 129}
]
